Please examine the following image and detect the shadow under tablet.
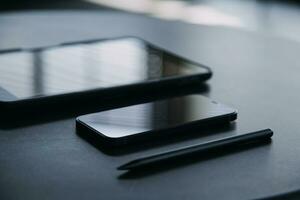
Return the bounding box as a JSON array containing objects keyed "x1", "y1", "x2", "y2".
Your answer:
[
  {"x1": 76, "y1": 94, "x2": 237, "y2": 155},
  {"x1": 0, "y1": 83, "x2": 210, "y2": 129}
]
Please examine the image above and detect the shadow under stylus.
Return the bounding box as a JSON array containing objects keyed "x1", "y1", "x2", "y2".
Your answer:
[{"x1": 118, "y1": 138, "x2": 272, "y2": 179}]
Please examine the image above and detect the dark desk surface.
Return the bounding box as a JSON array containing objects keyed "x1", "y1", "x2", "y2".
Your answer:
[{"x1": 1, "y1": 11, "x2": 300, "y2": 200}]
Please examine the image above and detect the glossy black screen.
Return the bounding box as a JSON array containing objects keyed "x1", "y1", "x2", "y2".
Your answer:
[
  {"x1": 0, "y1": 38, "x2": 209, "y2": 100},
  {"x1": 77, "y1": 95, "x2": 236, "y2": 138}
]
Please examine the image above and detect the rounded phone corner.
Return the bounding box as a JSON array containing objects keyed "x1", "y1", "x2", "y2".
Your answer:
[{"x1": 75, "y1": 117, "x2": 126, "y2": 144}]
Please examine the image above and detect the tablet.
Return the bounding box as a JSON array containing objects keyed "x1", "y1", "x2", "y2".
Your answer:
[{"x1": 0, "y1": 37, "x2": 211, "y2": 119}]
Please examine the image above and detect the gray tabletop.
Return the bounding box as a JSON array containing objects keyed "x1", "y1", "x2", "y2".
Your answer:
[{"x1": 1, "y1": 11, "x2": 300, "y2": 200}]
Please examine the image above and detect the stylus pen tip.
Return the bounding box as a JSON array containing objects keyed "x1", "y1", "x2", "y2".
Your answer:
[
  {"x1": 117, "y1": 165, "x2": 127, "y2": 170},
  {"x1": 117, "y1": 161, "x2": 136, "y2": 170},
  {"x1": 117, "y1": 165, "x2": 130, "y2": 170}
]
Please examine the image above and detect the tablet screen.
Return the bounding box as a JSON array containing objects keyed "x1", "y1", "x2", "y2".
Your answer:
[{"x1": 0, "y1": 37, "x2": 209, "y2": 100}]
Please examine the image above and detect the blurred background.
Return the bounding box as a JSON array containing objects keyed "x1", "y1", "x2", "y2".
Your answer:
[
  {"x1": 2, "y1": 2, "x2": 300, "y2": 199},
  {"x1": 2, "y1": 0, "x2": 300, "y2": 42}
]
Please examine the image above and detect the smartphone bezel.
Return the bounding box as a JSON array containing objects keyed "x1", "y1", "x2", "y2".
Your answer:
[{"x1": 76, "y1": 95, "x2": 237, "y2": 147}]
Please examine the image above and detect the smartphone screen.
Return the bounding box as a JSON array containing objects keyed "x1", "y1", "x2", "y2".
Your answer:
[
  {"x1": 77, "y1": 95, "x2": 237, "y2": 141},
  {"x1": 0, "y1": 37, "x2": 210, "y2": 101}
]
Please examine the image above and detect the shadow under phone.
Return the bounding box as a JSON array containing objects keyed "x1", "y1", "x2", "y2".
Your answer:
[
  {"x1": 76, "y1": 94, "x2": 237, "y2": 155},
  {"x1": 77, "y1": 121, "x2": 236, "y2": 156}
]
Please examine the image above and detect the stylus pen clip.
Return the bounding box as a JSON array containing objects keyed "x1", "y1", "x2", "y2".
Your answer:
[{"x1": 118, "y1": 129, "x2": 273, "y2": 171}]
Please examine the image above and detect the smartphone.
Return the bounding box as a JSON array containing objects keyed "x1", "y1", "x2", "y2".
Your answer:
[
  {"x1": 76, "y1": 95, "x2": 237, "y2": 146},
  {"x1": 0, "y1": 37, "x2": 211, "y2": 118}
]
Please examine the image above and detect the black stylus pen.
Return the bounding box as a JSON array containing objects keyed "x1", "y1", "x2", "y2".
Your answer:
[{"x1": 118, "y1": 129, "x2": 273, "y2": 170}]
